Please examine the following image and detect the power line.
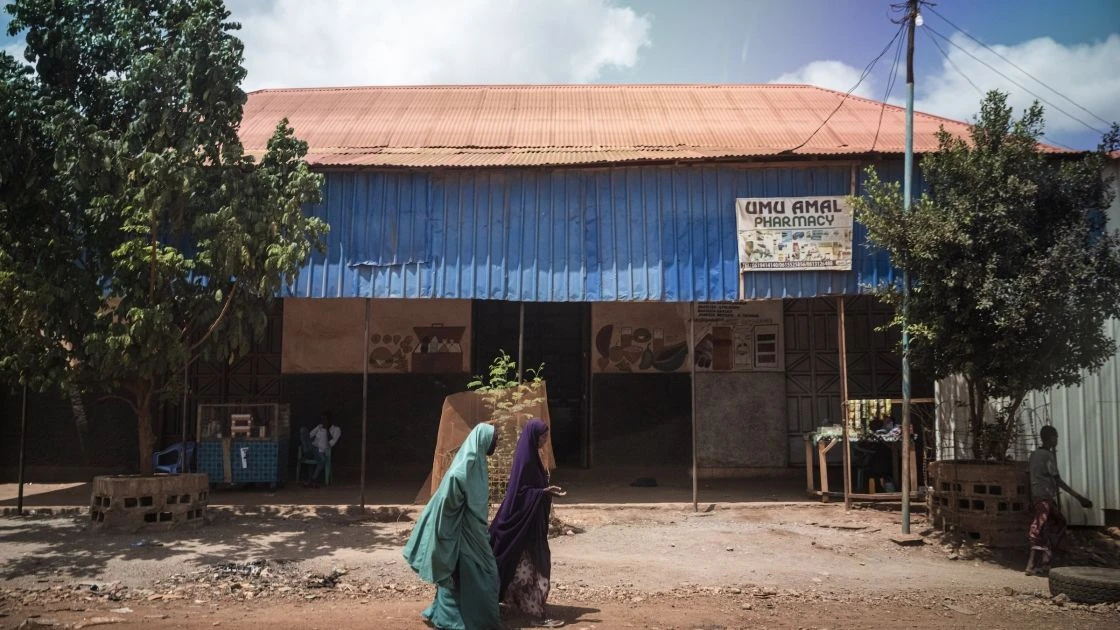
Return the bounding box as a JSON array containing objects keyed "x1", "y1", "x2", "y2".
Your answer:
[
  {"x1": 921, "y1": 27, "x2": 1080, "y2": 152},
  {"x1": 871, "y1": 22, "x2": 907, "y2": 151},
  {"x1": 925, "y1": 5, "x2": 1112, "y2": 128},
  {"x1": 924, "y1": 24, "x2": 1109, "y2": 137},
  {"x1": 922, "y1": 28, "x2": 982, "y2": 95},
  {"x1": 1038, "y1": 136, "x2": 1080, "y2": 152},
  {"x1": 783, "y1": 21, "x2": 907, "y2": 153}
]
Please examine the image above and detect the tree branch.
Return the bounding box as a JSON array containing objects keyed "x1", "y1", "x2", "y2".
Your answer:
[
  {"x1": 149, "y1": 207, "x2": 158, "y2": 301},
  {"x1": 1002, "y1": 394, "x2": 1025, "y2": 447},
  {"x1": 187, "y1": 283, "x2": 237, "y2": 357},
  {"x1": 97, "y1": 393, "x2": 140, "y2": 415}
]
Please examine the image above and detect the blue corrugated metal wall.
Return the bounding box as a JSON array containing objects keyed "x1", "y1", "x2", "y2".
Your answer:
[{"x1": 286, "y1": 162, "x2": 917, "y2": 301}]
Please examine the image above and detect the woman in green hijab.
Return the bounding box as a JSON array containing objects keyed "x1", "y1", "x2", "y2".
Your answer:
[{"x1": 403, "y1": 423, "x2": 501, "y2": 630}]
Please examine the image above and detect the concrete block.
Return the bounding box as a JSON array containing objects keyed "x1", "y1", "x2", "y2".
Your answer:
[{"x1": 89, "y1": 473, "x2": 208, "y2": 532}]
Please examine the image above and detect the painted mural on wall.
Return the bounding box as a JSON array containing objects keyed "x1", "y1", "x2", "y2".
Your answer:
[
  {"x1": 590, "y1": 302, "x2": 784, "y2": 374},
  {"x1": 591, "y1": 303, "x2": 691, "y2": 373},
  {"x1": 692, "y1": 302, "x2": 784, "y2": 372},
  {"x1": 735, "y1": 196, "x2": 853, "y2": 271},
  {"x1": 282, "y1": 298, "x2": 471, "y2": 374}
]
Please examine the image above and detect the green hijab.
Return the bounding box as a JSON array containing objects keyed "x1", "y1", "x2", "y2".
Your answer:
[{"x1": 404, "y1": 423, "x2": 496, "y2": 588}]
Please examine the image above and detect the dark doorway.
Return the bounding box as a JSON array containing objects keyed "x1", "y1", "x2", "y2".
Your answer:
[
  {"x1": 472, "y1": 301, "x2": 590, "y2": 467},
  {"x1": 784, "y1": 296, "x2": 935, "y2": 465},
  {"x1": 591, "y1": 373, "x2": 692, "y2": 466}
]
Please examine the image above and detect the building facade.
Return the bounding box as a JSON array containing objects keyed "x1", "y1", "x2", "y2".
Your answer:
[{"x1": 5, "y1": 84, "x2": 956, "y2": 481}]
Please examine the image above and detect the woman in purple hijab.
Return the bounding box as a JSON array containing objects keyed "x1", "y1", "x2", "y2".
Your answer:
[{"x1": 489, "y1": 419, "x2": 565, "y2": 627}]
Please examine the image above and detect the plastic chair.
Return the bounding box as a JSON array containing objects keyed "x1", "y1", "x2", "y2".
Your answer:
[
  {"x1": 152, "y1": 441, "x2": 196, "y2": 474},
  {"x1": 296, "y1": 427, "x2": 332, "y2": 485}
]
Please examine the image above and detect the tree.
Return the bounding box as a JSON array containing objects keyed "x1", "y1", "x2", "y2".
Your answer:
[
  {"x1": 0, "y1": 0, "x2": 327, "y2": 473},
  {"x1": 852, "y1": 91, "x2": 1120, "y2": 460}
]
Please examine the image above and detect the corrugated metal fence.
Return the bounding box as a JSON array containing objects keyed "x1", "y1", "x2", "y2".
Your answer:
[
  {"x1": 1021, "y1": 322, "x2": 1120, "y2": 526},
  {"x1": 287, "y1": 162, "x2": 915, "y2": 301},
  {"x1": 936, "y1": 319, "x2": 1120, "y2": 526}
]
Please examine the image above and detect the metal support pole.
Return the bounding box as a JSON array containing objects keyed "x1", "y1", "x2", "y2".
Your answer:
[
  {"x1": 690, "y1": 305, "x2": 698, "y2": 512},
  {"x1": 839, "y1": 297, "x2": 851, "y2": 509},
  {"x1": 180, "y1": 360, "x2": 189, "y2": 472},
  {"x1": 360, "y1": 298, "x2": 371, "y2": 509},
  {"x1": 844, "y1": 164, "x2": 857, "y2": 508},
  {"x1": 17, "y1": 383, "x2": 28, "y2": 516},
  {"x1": 517, "y1": 302, "x2": 525, "y2": 382},
  {"x1": 900, "y1": 0, "x2": 918, "y2": 534}
]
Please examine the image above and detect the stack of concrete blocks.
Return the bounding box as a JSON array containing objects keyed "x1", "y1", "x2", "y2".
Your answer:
[
  {"x1": 928, "y1": 460, "x2": 1030, "y2": 547},
  {"x1": 89, "y1": 473, "x2": 209, "y2": 531}
]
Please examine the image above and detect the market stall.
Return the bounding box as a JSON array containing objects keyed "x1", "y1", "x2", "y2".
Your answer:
[
  {"x1": 196, "y1": 403, "x2": 291, "y2": 488},
  {"x1": 804, "y1": 397, "x2": 933, "y2": 502}
]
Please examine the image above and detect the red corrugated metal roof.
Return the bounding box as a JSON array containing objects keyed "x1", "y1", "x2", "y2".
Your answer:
[{"x1": 238, "y1": 84, "x2": 1061, "y2": 168}]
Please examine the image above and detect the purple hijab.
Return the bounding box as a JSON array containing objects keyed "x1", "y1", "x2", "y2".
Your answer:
[{"x1": 489, "y1": 419, "x2": 552, "y2": 598}]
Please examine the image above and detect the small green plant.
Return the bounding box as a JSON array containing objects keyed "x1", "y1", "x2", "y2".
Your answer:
[
  {"x1": 468, "y1": 350, "x2": 546, "y2": 505},
  {"x1": 467, "y1": 349, "x2": 544, "y2": 391}
]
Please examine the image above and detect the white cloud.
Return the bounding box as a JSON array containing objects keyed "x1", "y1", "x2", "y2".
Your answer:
[
  {"x1": 916, "y1": 33, "x2": 1120, "y2": 135},
  {"x1": 770, "y1": 60, "x2": 877, "y2": 99},
  {"x1": 3, "y1": 42, "x2": 24, "y2": 61},
  {"x1": 228, "y1": 0, "x2": 652, "y2": 90}
]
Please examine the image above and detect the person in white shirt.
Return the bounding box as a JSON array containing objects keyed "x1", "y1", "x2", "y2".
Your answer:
[{"x1": 306, "y1": 411, "x2": 341, "y2": 487}]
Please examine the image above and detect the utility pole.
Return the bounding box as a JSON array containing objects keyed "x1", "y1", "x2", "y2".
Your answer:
[
  {"x1": 900, "y1": 0, "x2": 918, "y2": 535},
  {"x1": 17, "y1": 383, "x2": 28, "y2": 516},
  {"x1": 360, "y1": 298, "x2": 370, "y2": 509}
]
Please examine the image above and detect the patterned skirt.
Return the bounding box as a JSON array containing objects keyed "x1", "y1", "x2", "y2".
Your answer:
[
  {"x1": 503, "y1": 549, "x2": 550, "y2": 617},
  {"x1": 1028, "y1": 498, "x2": 1067, "y2": 552}
]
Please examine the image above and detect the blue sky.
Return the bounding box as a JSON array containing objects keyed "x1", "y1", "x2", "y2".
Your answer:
[{"x1": 4, "y1": 0, "x2": 1118, "y2": 149}]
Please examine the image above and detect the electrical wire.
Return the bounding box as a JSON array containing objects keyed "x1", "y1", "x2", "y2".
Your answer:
[
  {"x1": 782, "y1": 21, "x2": 907, "y2": 154},
  {"x1": 922, "y1": 27, "x2": 983, "y2": 96},
  {"x1": 871, "y1": 22, "x2": 907, "y2": 152},
  {"x1": 921, "y1": 27, "x2": 1080, "y2": 152},
  {"x1": 925, "y1": 5, "x2": 1112, "y2": 128},
  {"x1": 925, "y1": 24, "x2": 1108, "y2": 136}
]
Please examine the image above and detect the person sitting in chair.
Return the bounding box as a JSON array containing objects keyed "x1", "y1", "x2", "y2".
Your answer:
[{"x1": 305, "y1": 411, "x2": 340, "y2": 488}]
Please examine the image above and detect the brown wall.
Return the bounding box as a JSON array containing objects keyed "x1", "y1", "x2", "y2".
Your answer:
[{"x1": 282, "y1": 298, "x2": 472, "y2": 374}]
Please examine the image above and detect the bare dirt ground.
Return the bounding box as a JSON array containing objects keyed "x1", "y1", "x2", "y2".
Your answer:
[{"x1": 2, "y1": 500, "x2": 1119, "y2": 629}]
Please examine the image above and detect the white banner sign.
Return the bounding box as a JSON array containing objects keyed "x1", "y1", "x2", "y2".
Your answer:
[{"x1": 735, "y1": 196, "x2": 853, "y2": 271}]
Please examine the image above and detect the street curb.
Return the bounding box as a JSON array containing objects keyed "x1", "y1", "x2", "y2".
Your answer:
[{"x1": 2, "y1": 500, "x2": 827, "y2": 520}]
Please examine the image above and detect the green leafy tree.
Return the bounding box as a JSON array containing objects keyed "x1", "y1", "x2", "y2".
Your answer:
[
  {"x1": 0, "y1": 0, "x2": 327, "y2": 473},
  {"x1": 853, "y1": 91, "x2": 1120, "y2": 460}
]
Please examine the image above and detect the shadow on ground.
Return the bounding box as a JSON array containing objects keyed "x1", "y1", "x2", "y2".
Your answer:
[
  {"x1": 0, "y1": 505, "x2": 414, "y2": 581},
  {"x1": 1, "y1": 467, "x2": 813, "y2": 508},
  {"x1": 917, "y1": 519, "x2": 1120, "y2": 574},
  {"x1": 503, "y1": 604, "x2": 602, "y2": 628}
]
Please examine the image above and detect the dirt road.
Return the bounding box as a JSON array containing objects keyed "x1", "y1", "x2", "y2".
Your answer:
[{"x1": 2, "y1": 502, "x2": 1118, "y2": 629}]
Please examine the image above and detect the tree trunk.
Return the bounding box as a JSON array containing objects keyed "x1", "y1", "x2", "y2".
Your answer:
[
  {"x1": 136, "y1": 389, "x2": 156, "y2": 475},
  {"x1": 993, "y1": 394, "x2": 1025, "y2": 461},
  {"x1": 967, "y1": 378, "x2": 987, "y2": 460}
]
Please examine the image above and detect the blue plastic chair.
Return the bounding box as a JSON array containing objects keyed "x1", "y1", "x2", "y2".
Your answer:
[{"x1": 152, "y1": 441, "x2": 196, "y2": 474}]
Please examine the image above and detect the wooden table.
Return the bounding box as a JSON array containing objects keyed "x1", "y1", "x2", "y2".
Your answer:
[{"x1": 804, "y1": 433, "x2": 918, "y2": 502}]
